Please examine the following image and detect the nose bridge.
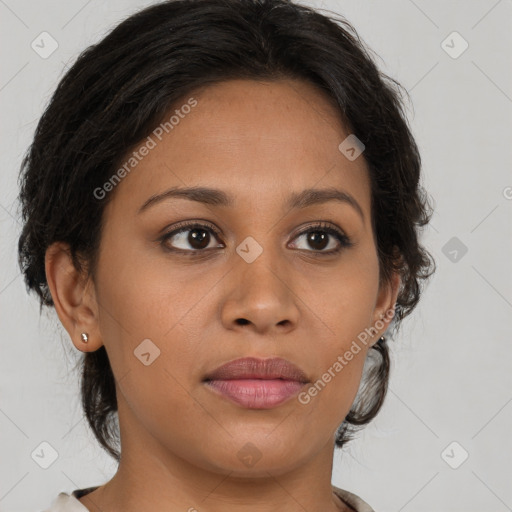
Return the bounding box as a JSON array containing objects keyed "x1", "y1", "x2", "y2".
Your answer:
[
  {"x1": 221, "y1": 231, "x2": 299, "y2": 331},
  {"x1": 234, "y1": 233, "x2": 285, "y2": 293}
]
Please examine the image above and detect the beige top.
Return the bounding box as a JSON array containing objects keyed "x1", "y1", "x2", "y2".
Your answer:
[{"x1": 41, "y1": 484, "x2": 375, "y2": 512}]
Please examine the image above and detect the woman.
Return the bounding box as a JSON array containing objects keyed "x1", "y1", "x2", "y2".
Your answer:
[{"x1": 17, "y1": 0, "x2": 435, "y2": 510}]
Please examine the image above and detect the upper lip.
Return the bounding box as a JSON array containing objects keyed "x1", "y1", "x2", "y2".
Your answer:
[{"x1": 203, "y1": 357, "x2": 309, "y2": 383}]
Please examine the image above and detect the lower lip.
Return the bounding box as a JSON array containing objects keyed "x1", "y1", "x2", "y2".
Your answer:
[{"x1": 204, "y1": 379, "x2": 306, "y2": 409}]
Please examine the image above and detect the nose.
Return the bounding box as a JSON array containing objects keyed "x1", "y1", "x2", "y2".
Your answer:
[{"x1": 220, "y1": 245, "x2": 300, "y2": 335}]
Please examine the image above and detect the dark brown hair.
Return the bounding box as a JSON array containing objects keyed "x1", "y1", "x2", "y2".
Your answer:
[{"x1": 17, "y1": 0, "x2": 436, "y2": 462}]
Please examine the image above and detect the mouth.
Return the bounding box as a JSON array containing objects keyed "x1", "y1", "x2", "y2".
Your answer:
[
  {"x1": 203, "y1": 357, "x2": 309, "y2": 409},
  {"x1": 203, "y1": 378, "x2": 307, "y2": 409}
]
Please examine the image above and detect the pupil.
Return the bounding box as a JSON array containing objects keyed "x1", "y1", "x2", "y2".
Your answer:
[
  {"x1": 190, "y1": 228, "x2": 209, "y2": 249},
  {"x1": 309, "y1": 231, "x2": 328, "y2": 250}
]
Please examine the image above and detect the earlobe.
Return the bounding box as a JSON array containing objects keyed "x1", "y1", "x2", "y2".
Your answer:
[{"x1": 45, "y1": 242, "x2": 101, "y2": 352}]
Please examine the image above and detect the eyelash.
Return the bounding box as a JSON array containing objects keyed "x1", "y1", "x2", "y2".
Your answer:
[{"x1": 158, "y1": 220, "x2": 354, "y2": 257}]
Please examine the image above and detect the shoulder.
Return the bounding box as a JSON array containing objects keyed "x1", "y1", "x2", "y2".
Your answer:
[
  {"x1": 332, "y1": 484, "x2": 376, "y2": 512},
  {"x1": 42, "y1": 485, "x2": 371, "y2": 512},
  {"x1": 40, "y1": 491, "x2": 89, "y2": 512}
]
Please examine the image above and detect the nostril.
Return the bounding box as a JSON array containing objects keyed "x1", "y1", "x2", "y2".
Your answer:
[{"x1": 235, "y1": 318, "x2": 250, "y2": 325}]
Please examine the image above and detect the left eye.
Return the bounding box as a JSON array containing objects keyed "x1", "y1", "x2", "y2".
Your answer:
[{"x1": 290, "y1": 226, "x2": 350, "y2": 253}]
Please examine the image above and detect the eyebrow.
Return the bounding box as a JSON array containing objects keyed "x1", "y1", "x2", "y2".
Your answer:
[{"x1": 138, "y1": 185, "x2": 364, "y2": 221}]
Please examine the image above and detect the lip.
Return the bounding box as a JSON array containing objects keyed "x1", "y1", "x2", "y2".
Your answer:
[{"x1": 203, "y1": 357, "x2": 309, "y2": 409}]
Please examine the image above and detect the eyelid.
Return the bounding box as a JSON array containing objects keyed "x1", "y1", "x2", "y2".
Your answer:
[
  {"x1": 290, "y1": 221, "x2": 353, "y2": 251},
  {"x1": 157, "y1": 220, "x2": 225, "y2": 253},
  {"x1": 161, "y1": 219, "x2": 222, "y2": 237},
  {"x1": 293, "y1": 220, "x2": 347, "y2": 238}
]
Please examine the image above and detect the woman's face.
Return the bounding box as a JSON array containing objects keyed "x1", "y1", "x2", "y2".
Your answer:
[{"x1": 56, "y1": 78, "x2": 399, "y2": 477}]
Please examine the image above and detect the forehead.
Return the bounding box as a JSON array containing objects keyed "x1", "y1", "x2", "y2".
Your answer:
[{"x1": 106, "y1": 78, "x2": 371, "y2": 221}]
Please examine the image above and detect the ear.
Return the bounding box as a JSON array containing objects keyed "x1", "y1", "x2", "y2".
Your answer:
[
  {"x1": 369, "y1": 266, "x2": 402, "y2": 347},
  {"x1": 45, "y1": 241, "x2": 102, "y2": 352}
]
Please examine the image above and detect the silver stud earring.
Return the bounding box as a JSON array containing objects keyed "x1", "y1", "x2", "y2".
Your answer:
[{"x1": 80, "y1": 332, "x2": 89, "y2": 343}]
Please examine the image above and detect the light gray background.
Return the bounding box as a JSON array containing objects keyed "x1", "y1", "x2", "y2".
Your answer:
[{"x1": 1, "y1": 1, "x2": 511, "y2": 511}]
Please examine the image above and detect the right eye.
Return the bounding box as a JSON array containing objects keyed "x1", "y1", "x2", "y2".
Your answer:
[{"x1": 159, "y1": 221, "x2": 225, "y2": 254}]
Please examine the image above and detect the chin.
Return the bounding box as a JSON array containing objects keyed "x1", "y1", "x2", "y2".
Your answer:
[{"x1": 195, "y1": 437, "x2": 311, "y2": 478}]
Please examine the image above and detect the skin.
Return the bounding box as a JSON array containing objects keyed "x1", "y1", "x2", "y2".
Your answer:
[{"x1": 45, "y1": 78, "x2": 400, "y2": 512}]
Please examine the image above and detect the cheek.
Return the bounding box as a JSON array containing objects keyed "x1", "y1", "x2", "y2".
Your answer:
[
  {"x1": 92, "y1": 236, "x2": 193, "y2": 384},
  {"x1": 297, "y1": 271, "x2": 378, "y2": 429},
  {"x1": 95, "y1": 231, "x2": 197, "y2": 338},
  {"x1": 300, "y1": 338, "x2": 370, "y2": 432},
  {"x1": 115, "y1": 359, "x2": 216, "y2": 471},
  {"x1": 303, "y1": 231, "x2": 380, "y2": 316}
]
